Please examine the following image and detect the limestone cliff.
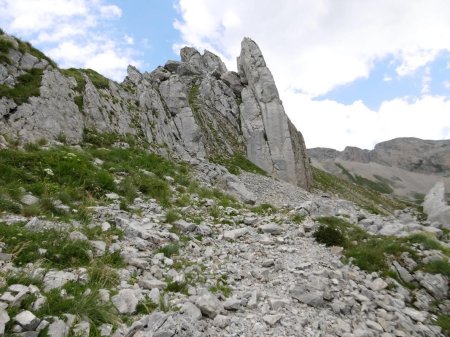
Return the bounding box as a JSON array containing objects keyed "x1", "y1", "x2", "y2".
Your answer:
[{"x1": 0, "y1": 32, "x2": 312, "y2": 190}]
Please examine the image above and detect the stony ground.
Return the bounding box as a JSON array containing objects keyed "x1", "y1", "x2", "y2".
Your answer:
[{"x1": 0, "y1": 166, "x2": 448, "y2": 337}]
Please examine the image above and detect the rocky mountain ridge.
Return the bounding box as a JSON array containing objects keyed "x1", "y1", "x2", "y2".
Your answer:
[
  {"x1": 309, "y1": 138, "x2": 450, "y2": 176},
  {"x1": 308, "y1": 138, "x2": 450, "y2": 201},
  {"x1": 0, "y1": 31, "x2": 312, "y2": 189}
]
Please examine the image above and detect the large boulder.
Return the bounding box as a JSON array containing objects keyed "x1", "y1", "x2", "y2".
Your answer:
[{"x1": 423, "y1": 181, "x2": 450, "y2": 225}]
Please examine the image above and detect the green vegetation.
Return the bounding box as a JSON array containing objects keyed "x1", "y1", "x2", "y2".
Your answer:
[
  {"x1": 252, "y1": 203, "x2": 277, "y2": 215},
  {"x1": 0, "y1": 37, "x2": 13, "y2": 53},
  {"x1": 61, "y1": 67, "x2": 109, "y2": 91},
  {"x1": 165, "y1": 209, "x2": 181, "y2": 223},
  {"x1": 18, "y1": 39, "x2": 57, "y2": 67},
  {"x1": 336, "y1": 163, "x2": 393, "y2": 194},
  {"x1": 423, "y1": 259, "x2": 450, "y2": 278},
  {"x1": 210, "y1": 275, "x2": 232, "y2": 297},
  {"x1": 37, "y1": 281, "x2": 117, "y2": 334},
  {"x1": 82, "y1": 68, "x2": 110, "y2": 89},
  {"x1": 313, "y1": 217, "x2": 414, "y2": 275},
  {"x1": 0, "y1": 68, "x2": 43, "y2": 104},
  {"x1": 158, "y1": 243, "x2": 180, "y2": 258},
  {"x1": 435, "y1": 315, "x2": 450, "y2": 336},
  {"x1": 313, "y1": 217, "x2": 450, "y2": 284},
  {"x1": 290, "y1": 213, "x2": 305, "y2": 224},
  {"x1": 211, "y1": 154, "x2": 268, "y2": 176},
  {"x1": 312, "y1": 167, "x2": 406, "y2": 215}
]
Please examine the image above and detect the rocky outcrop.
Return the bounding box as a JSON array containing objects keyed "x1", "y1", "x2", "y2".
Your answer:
[
  {"x1": 238, "y1": 38, "x2": 312, "y2": 189},
  {"x1": 423, "y1": 181, "x2": 450, "y2": 225},
  {"x1": 0, "y1": 32, "x2": 312, "y2": 190}
]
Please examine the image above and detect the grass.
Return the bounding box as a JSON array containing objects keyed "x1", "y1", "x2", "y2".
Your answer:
[
  {"x1": 165, "y1": 209, "x2": 181, "y2": 223},
  {"x1": 36, "y1": 282, "x2": 118, "y2": 332},
  {"x1": 0, "y1": 139, "x2": 188, "y2": 218},
  {"x1": 312, "y1": 167, "x2": 407, "y2": 215},
  {"x1": 18, "y1": 39, "x2": 57, "y2": 67},
  {"x1": 0, "y1": 68, "x2": 43, "y2": 105},
  {"x1": 61, "y1": 68, "x2": 109, "y2": 90},
  {"x1": 61, "y1": 68, "x2": 86, "y2": 93},
  {"x1": 291, "y1": 213, "x2": 305, "y2": 224},
  {"x1": 422, "y1": 259, "x2": 450, "y2": 278},
  {"x1": 211, "y1": 154, "x2": 268, "y2": 176},
  {"x1": 136, "y1": 297, "x2": 158, "y2": 314},
  {"x1": 313, "y1": 217, "x2": 414, "y2": 275},
  {"x1": 158, "y1": 243, "x2": 180, "y2": 258},
  {"x1": 252, "y1": 203, "x2": 277, "y2": 215},
  {"x1": 0, "y1": 37, "x2": 14, "y2": 53},
  {"x1": 435, "y1": 315, "x2": 450, "y2": 336},
  {"x1": 0, "y1": 222, "x2": 92, "y2": 268}
]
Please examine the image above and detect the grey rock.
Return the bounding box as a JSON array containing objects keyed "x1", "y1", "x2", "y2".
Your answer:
[
  {"x1": 89, "y1": 240, "x2": 106, "y2": 256},
  {"x1": 392, "y1": 261, "x2": 414, "y2": 283},
  {"x1": 263, "y1": 314, "x2": 282, "y2": 326},
  {"x1": 290, "y1": 286, "x2": 324, "y2": 307},
  {"x1": 195, "y1": 293, "x2": 222, "y2": 318},
  {"x1": 238, "y1": 37, "x2": 312, "y2": 189},
  {"x1": 111, "y1": 289, "x2": 139, "y2": 314},
  {"x1": 20, "y1": 194, "x2": 40, "y2": 206},
  {"x1": 47, "y1": 319, "x2": 69, "y2": 337},
  {"x1": 14, "y1": 311, "x2": 40, "y2": 331},
  {"x1": 99, "y1": 324, "x2": 113, "y2": 337},
  {"x1": 68, "y1": 231, "x2": 88, "y2": 241},
  {"x1": 418, "y1": 272, "x2": 448, "y2": 300},
  {"x1": 0, "y1": 253, "x2": 12, "y2": 262},
  {"x1": 172, "y1": 219, "x2": 196, "y2": 232},
  {"x1": 259, "y1": 223, "x2": 283, "y2": 235},
  {"x1": 369, "y1": 278, "x2": 388, "y2": 291},
  {"x1": 212, "y1": 314, "x2": 230, "y2": 329},
  {"x1": 223, "y1": 228, "x2": 248, "y2": 241},
  {"x1": 0, "y1": 309, "x2": 9, "y2": 337},
  {"x1": 43, "y1": 270, "x2": 77, "y2": 291},
  {"x1": 72, "y1": 321, "x2": 90, "y2": 337},
  {"x1": 138, "y1": 277, "x2": 167, "y2": 290},
  {"x1": 223, "y1": 297, "x2": 241, "y2": 311},
  {"x1": 181, "y1": 302, "x2": 202, "y2": 321},
  {"x1": 403, "y1": 307, "x2": 427, "y2": 322}
]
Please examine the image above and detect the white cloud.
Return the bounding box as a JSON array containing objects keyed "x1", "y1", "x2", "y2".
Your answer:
[
  {"x1": 174, "y1": 0, "x2": 450, "y2": 148},
  {"x1": 285, "y1": 92, "x2": 450, "y2": 150},
  {"x1": 0, "y1": 0, "x2": 139, "y2": 81},
  {"x1": 100, "y1": 5, "x2": 122, "y2": 18}
]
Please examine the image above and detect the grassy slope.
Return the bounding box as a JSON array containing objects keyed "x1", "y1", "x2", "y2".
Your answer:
[{"x1": 312, "y1": 167, "x2": 409, "y2": 215}]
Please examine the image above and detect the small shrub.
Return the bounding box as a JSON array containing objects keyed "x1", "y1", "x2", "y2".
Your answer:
[
  {"x1": 435, "y1": 315, "x2": 450, "y2": 336},
  {"x1": 313, "y1": 224, "x2": 346, "y2": 247}
]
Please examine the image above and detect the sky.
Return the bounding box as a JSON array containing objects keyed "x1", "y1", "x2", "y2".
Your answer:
[{"x1": 1, "y1": 0, "x2": 450, "y2": 150}]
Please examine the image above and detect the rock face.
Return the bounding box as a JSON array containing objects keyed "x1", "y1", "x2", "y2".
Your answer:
[
  {"x1": 423, "y1": 181, "x2": 450, "y2": 225},
  {"x1": 238, "y1": 38, "x2": 312, "y2": 189},
  {"x1": 0, "y1": 32, "x2": 312, "y2": 190}
]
